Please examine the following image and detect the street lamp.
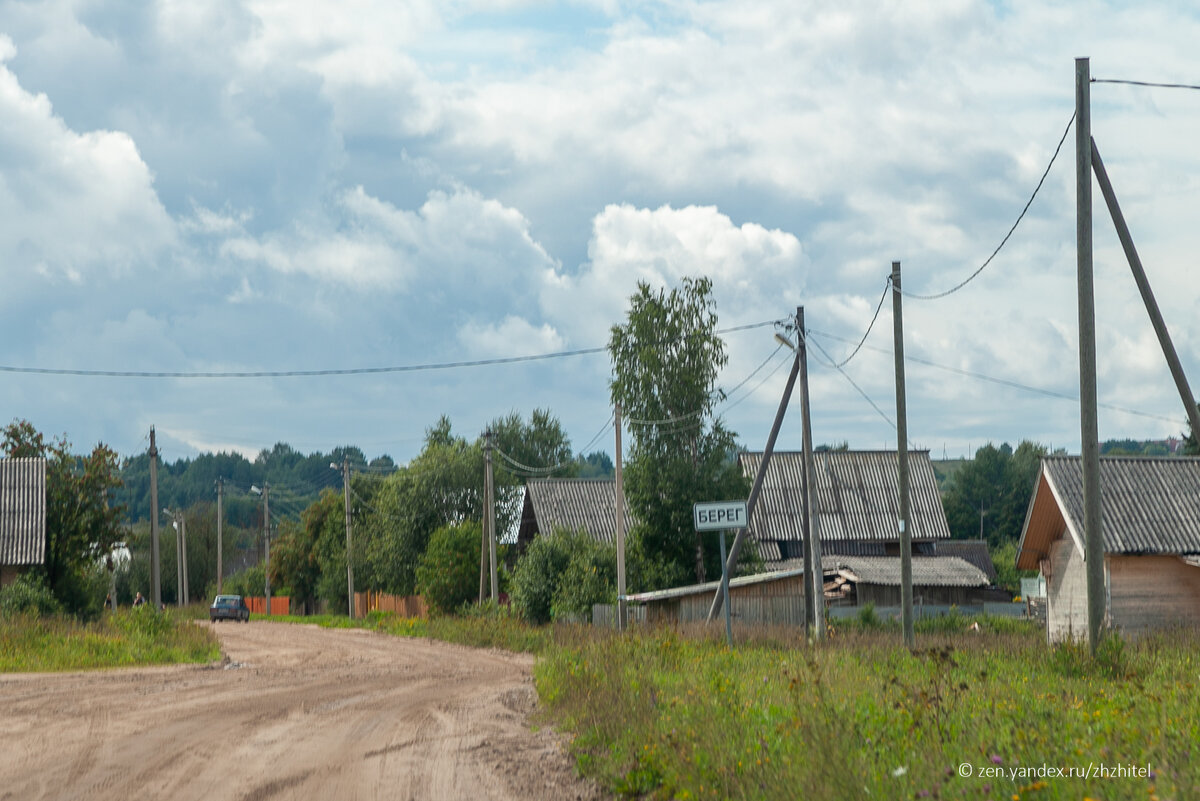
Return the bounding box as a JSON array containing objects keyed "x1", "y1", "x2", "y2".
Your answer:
[
  {"x1": 162, "y1": 508, "x2": 188, "y2": 607},
  {"x1": 251, "y1": 484, "x2": 270, "y2": 615}
]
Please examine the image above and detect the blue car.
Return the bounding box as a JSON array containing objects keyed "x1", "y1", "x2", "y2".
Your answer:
[{"x1": 209, "y1": 594, "x2": 250, "y2": 622}]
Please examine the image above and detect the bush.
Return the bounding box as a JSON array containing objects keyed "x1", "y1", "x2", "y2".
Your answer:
[
  {"x1": 224, "y1": 565, "x2": 266, "y2": 599},
  {"x1": 511, "y1": 528, "x2": 573, "y2": 624},
  {"x1": 511, "y1": 527, "x2": 617, "y2": 624},
  {"x1": 0, "y1": 572, "x2": 63, "y2": 618},
  {"x1": 416, "y1": 521, "x2": 482, "y2": 614}
]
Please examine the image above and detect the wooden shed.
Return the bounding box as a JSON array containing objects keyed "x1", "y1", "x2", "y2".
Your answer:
[
  {"x1": 1016, "y1": 455, "x2": 1200, "y2": 641},
  {"x1": 625, "y1": 567, "x2": 809, "y2": 626},
  {"x1": 1, "y1": 458, "x2": 47, "y2": 587}
]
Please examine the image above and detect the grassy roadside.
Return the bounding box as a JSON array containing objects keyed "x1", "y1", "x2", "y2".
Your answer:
[
  {"x1": 0, "y1": 609, "x2": 220, "y2": 672},
  {"x1": 255, "y1": 610, "x2": 1200, "y2": 800}
]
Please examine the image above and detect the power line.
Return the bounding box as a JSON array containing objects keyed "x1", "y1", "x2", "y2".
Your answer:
[
  {"x1": 809, "y1": 328, "x2": 1183, "y2": 425},
  {"x1": 825, "y1": 278, "x2": 892, "y2": 368},
  {"x1": 1093, "y1": 78, "x2": 1200, "y2": 91},
  {"x1": 0, "y1": 319, "x2": 782, "y2": 379},
  {"x1": 902, "y1": 111, "x2": 1076, "y2": 300}
]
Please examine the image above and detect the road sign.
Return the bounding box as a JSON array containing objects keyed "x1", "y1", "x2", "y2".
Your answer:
[{"x1": 693, "y1": 500, "x2": 748, "y2": 531}]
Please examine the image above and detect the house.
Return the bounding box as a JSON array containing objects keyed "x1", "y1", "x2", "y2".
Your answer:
[
  {"x1": 1015, "y1": 455, "x2": 1200, "y2": 641},
  {"x1": 739, "y1": 450, "x2": 953, "y2": 567},
  {"x1": 514, "y1": 477, "x2": 633, "y2": 550},
  {"x1": 1, "y1": 458, "x2": 47, "y2": 587}
]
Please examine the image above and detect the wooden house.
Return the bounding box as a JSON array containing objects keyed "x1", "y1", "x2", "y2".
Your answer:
[
  {"x1": 1016, "y1": 455, "x2": 1200, "y2": 641},
  {"x1": 0, "y1": 458, "x2": 47, "y2": 587},
  {"x1": 514, "y1": 477, "x2": 633, "y2": 550}
]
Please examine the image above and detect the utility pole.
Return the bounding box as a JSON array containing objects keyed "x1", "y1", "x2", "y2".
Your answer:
[
  {"x1": 484, "y1": 430, "x2": 498, "y2": 602},
  {"x1": 149, "y1": 427, "x2": 161, "y2": 609},
  {"x1": 216, "y1": 478, "x2": 224, "y2": 595},
  {"x1": 797, "y1": 309, "x2": 824, "y2": 640},
  {"x1": 1090, "y1": 139, "x2": 1200, "y2": 442},
  {"x1": 174, "y1": 510, "x2": 184, "y2": 607},
  {"x1": 892, "y1": 261, "x2": 915, "y2": 649},
  {"x1": 707, "y1": 309, "x2": 802, "y2": 624},
  {"x1": 264, "y1": 484, "x2": 271, "y2": 615},
  {"x1": 615, "y1": 402, "x2": 627, "y2": 630},
  {"x1": 182, "y1": 514, "x2": 189, "y2": 605},
  {"x1": 1076, "y1": 56, "x2": 1105, "y2": 654},
  {"x1": 343, "y1": 456, "x2": 354, "y2": 618}
]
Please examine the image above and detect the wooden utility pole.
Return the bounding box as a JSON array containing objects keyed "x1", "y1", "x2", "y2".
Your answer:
[
  {"x1": 485, "y1": 430, "x2": 499, "y2": 602},
  {"x1": 797, "y1": 307, "x2": 823, "y2": 640},
  {"x1": 263, "y1": 484, "x2": 271, "y2": 616},
  {"x1": 1091, "y1": 140, "x2": 1200, "y2": 441},
  {"x1": 216, "y1": 478, "x2": 224, "y2": 595},
  {"x1": 706, "y1": 308, "x2": 802, "y2": 623},
  {"x1": 174, "y1": 510, "x2": 184, "y2": 607},
  {"x1": 892, "y1": 261, "x2": 915, "y2": 649},
  {"x1": 614, "y1": 402, "x2": 627, "y2": 630},
  {"x1": 149, "y1": 427, "x2": 161, "y2": 609},
  {"x1": 343, "y1": 456, "x2": 355, "y2": 618},
  {"x1": 181, "y1": 515, "x2": 189, "y2": 605},
  {"x1": 1076, "y1": 56, "x2": 1105, "y2": 653}
]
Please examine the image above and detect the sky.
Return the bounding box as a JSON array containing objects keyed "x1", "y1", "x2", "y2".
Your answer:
[{"x1": 1, "y1": 0, "x2": 1199, "y2": 468}]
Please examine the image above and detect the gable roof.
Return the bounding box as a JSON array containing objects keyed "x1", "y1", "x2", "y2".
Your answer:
[
  {"x1": 1, "y1": 458, "x2": 47, "y2": 566},
  {"x1": 1016, "y1": 455, "x2": 1200, "y2": 570},
  {"x1": 738, "y1": 450, "x2": 951, "y2": 546},
  {"x1": 516, "y1": 478, "x2": 634, "y2": 546}
]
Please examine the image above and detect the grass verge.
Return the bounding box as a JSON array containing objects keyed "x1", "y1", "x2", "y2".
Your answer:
[{"x1": 0, "y1": 609, "x2": 220, "y2": 672}]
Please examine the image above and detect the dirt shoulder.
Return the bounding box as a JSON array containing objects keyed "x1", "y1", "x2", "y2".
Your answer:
[{"x1": 0, "y1": 621, "x2": 607, "y2": 801}]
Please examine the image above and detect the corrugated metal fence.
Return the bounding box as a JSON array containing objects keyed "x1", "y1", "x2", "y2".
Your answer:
[{"x1": 354, "y1": 591, "x2": 426, "y2": 619}]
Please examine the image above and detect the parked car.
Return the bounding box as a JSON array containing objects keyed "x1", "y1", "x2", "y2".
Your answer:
[{"x1": 210, "y1": 594, "x2": 250, "y2": 623}]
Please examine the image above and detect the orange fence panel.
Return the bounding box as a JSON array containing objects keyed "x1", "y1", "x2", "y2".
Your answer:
[
  {"x1": 244, "y1": 596, "x2": 290, "y2": 615},
  {"x1": 354, "y1": 591, "x2": 426, "y2": 619}
]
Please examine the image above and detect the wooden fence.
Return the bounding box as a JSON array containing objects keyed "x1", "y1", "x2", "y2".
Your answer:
[
  {"x1": 244, "y1": 596, "x2": 290, "y2": 615},
  {"x1": 354, "y1": 591, "x2": 427, "y2": 619}
]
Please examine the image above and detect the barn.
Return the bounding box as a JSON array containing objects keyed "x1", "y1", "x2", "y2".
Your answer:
[
  {"x1": 1015, "y1": 455, "x2": 1200, "y2": 641},
  {"x1": 1, "y1": 458, "x2": 47, "y2": 588}
]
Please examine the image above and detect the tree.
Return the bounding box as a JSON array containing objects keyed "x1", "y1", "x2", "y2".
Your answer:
[
  {"x1": 941, "y1": 441, "x2": 1047, "y2": 548},
  {"x1": 609, "y1": 277, "x2": 749, "y2": 588},
  {"x1": 490, "y1": 409, "x2": 575, "y2": 478},
  {"x1": 416, "y1": 521, "x2": 483, "y2": 614},
  {"x1": 2, "y1": 420, "x2": 125, "y2": 616}
]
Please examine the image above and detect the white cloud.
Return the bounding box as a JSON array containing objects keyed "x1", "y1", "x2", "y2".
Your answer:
[
  {"x1": 457, "y1": 315, "x2": 565, "y2": 356},
  {"x1": 0, "y1": 36, "x2": 175, "y2": 286}
]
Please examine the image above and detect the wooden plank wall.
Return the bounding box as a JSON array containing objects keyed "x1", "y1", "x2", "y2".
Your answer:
[{"x1": 1108, "y1": 555, "x2": 1200, "y2": 637}]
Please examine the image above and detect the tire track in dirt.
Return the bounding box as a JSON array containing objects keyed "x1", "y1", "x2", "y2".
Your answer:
[{"x1": 0, "y1": 622, "x2": 606, "y2": 801}]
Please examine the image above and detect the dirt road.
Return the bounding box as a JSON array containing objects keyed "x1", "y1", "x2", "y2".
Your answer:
[{"x1": 0, "y1": 622, "x2": 605, "y2": 801}]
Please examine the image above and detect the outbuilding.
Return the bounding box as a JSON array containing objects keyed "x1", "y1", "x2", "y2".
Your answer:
[
  {"x1": 1015, "y1": 455, "x2": 1200, "y2": 641},
  {"x1": 1, "y1": 458, "x2": 47, "y2": 587}
]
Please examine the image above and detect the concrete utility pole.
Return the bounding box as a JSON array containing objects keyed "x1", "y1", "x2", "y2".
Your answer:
[
  {"x1": 614, "y1": 402, "x2": 627, "y2": 630},
  {"x1": 343, "y1": 456, "x2": 355, "y2": 618},
  {"x1": 1076, "y1": 56, "x2": 1105, "y2": 654},
  {"x1": 892, "y1": 261, "x2": 915, "y2": 649},
  {"x1": 216, "y1": 478, "x2": 224, "y2": 595},
  {"x1": 706, "y1": 308, "x2": 802, "y2": 624},
  {"x1": 797, "y1": 309, "x2": 823, "y2": 640},
  {"x1": 484, "y1": 431, "x2": 498, "y2": 602},
  {"x1": 181, "y1": 514, "x2": 189, "y2": 605},
  {"x1": 1090, "y1": 139, "x2": 1200, "y2": 442},
  {"x1": 149, "y1": 427, "x2": 161, "y2": 609}
]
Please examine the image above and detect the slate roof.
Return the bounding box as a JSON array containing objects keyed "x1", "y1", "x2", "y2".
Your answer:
[
  {"x1": 739, "y1": 450, "x2": 952, "y2": 545},
  {"x1": 0, "y1": 458, "x2": 47, "y2": 565},
  {"x1": 932, "y1": 539, "x2": 997, "y2": 582},
  {"x1": 516, "y1": 478, "x2": 634, "y2": 546},
  {"x1": 831, "y1": 555, "x2": 989, "y2": 587},
  {"x1": 1016, "y1": 455, "x2": 1200, "y2": 570}
]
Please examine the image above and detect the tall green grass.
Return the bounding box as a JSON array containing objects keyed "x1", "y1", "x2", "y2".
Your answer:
[
  {"x1": 0, "y1": 609, "x2": 220, "y2": 672},
  {"x1": 535, "y1": 626, "x2": 1200, "y2": 800}
]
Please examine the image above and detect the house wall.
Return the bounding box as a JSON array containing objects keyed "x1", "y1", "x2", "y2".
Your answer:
[
  {"x1": 856, "y1": 584, "x2": 974, "y2": 607},
  {"x1": 646, "y1": 574, "x2": 808, "y2": 626},
  {"x1": 1108, "y1": 555, "x2": 1200, "y2": 638},
  {"x1": 1046, "y1": 536, "x2": 1089, "y2": 642}
]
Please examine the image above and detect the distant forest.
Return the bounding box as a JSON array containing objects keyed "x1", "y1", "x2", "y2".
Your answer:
[{"x1": 117, "y1": 441, "x2": 616, "y2": 527}]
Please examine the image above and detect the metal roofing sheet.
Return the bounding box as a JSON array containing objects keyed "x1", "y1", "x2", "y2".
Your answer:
[
  {"x1": 523, "y1": 478, "x2": 634, "y2": 545},
  {"x1": 0, "y1": 458, "x2": 47, "y2": 565},
  {"x1": 738, "y1": 450, "x2": 951, "y2": 544},
  {"x1": 1042, "y1": 455, "x2": 1200, "y2": 555}
]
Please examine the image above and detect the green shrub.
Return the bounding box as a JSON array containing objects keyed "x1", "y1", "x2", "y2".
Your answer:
[
  {"x1": 416, "y1": 521, "x2": 482, "y2": 614},
  {"x1": 511, "y1": 527, "x2": 617, "y2": 624},
  {"x1": 511, "y1": 528, "x2": 573, "y2": 623},
  {"x1": 0, "y1": 572, "x2": 62, "y2": 618}
]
